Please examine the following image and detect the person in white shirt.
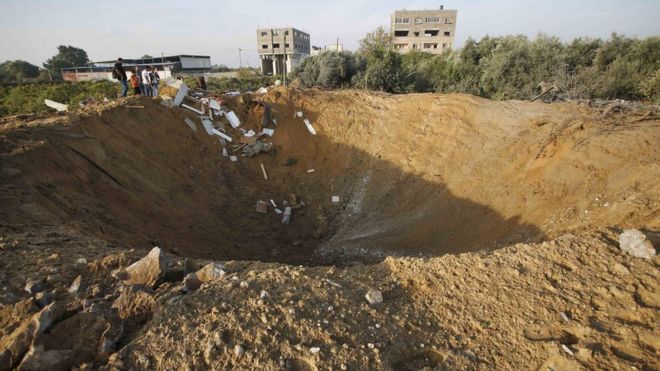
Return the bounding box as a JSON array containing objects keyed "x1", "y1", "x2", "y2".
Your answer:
[{"x1": 140, "y1": 66, "x2": 152, "y2": 96}]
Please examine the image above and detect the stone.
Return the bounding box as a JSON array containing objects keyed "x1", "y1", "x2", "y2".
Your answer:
[
  {"x1": 240, "y1": 281, "x2": 249, "y2": 289},
  {"x1": 619, "y1": 229, "x2": 655, "y2": 259},
  {"x1": 34, "y1": 292, "x2": 53, "y2": 308},
  {"x1": 25, "y1": 280, "x2": 46, "y2": 295},
  {"x1": 68, "y1": 275, "x2": 82, "y2": 294},
  {"x1": 234, "y1": 345, "x2": 245, "y2": 358},
  {"x1": 183, "y1": 263, "x2": 226, "y2": 291},
  {"x1": 75, "y1": 258, "x2": 87, "y2": 265},
  {"x1": 365, "y1": 290, "x2": 383, "y2": 305},
  {"x1": 122, "y1": 247, "x2": 168, "y2": 288},
  {"x1": 112, "y1": 285, "x2": 158, "y2": 326}
]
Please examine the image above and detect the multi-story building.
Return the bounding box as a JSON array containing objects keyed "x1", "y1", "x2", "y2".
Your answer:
[
  {"x1": 257, "y1": 27, "x2": 310, "y2": 75},
  {"x1": 391, "y1": 7, "x2": 457, "y2": 54}
]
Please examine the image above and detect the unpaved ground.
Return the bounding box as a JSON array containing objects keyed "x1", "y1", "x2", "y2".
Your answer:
[{"x1": 0, "y1": 88, "x2": 658, "y2": 369}]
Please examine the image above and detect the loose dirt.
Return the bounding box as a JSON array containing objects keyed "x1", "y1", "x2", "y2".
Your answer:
[{"x1": 0, "y1": 88, "x2": 658, "y2": 370}]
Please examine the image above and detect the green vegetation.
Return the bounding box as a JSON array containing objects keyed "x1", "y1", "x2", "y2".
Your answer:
[
  {"x1": 0, "y1": 60, "x2": 43, "y2": 83},
  {"x1": 43, "y1": 45, "x2": 90, "y2": 80},
  {"x1": 0, "y1": 81, "x2": 120, "y2": 117},
  {"x1": 292, "y1": 32, "x2": 660, "y2": 101}
]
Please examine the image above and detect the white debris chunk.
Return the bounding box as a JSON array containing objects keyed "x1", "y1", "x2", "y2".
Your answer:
[
  {"x1": 222, "y1": 147, "x2": 228, "y2": 157},
  {"x1": 561, "y1": 344, "x2": 574, "y2": 356},
  {"x1": 211, "y1": 128, "x2": 232, "y2": 142},
  {"x1": 209, "y1": 99, "x2": 221, "y2": 110},
  {"x1": 200, "y1": 118, "x2": 214, "y2": 135},
  {"x1": 282, "y1": 207, "x2": 292, "y2": 224},
  {"x1": 225, "y1": 111, "x2": 241, "y2": 128},
  {"x1": 183, "y1": 118, "x2": 197, "y2": 132},
  {"x1": 244, "y1": 130, "x2": 256, "y2": 137},
  {"x1": 560, "y1": 312, "x2": 570, "y2": 322},
  {"x1": 262, "y1": 128, "x2": 275, "y2": 137},
  {"x1": 182, "y1": 104, "x2": 204, "y2": 115},
  {"x1": 260, "y1": 163, "x2": 268, "y2": 180},
  {"x1": 44, "y1": 99, "x2": 68, "y2": 112},
  {"x1": 332, "y1": 196, "x2": 340, "y2": 203},
  {"x1": 296, "y1": 111, "x2": 303, "y2": 118},
  {"x1": 619, "y1": 229, "x2": 656, "y2": 259},
  {"x1": 270, "y1": 199, "x2": 277, "y2": 208},
  {"x1": 365, "y1": 290, "x2": 383, "y2": 305},
  {"x1": 256, "y1": 87, "x2": 268, "y2": 94},
  {"x1": 307, "y1": 169, "x2": 315, "y2": 173},
  {"x1": 229, "y1": 155, "x2": 238, "y2": 162},
  {"x1": 303, "y1": 119, "x2": 317, "y2": 135},
  {"x1": 310, "y1": 347, "x2": 320, "y2": 354}
]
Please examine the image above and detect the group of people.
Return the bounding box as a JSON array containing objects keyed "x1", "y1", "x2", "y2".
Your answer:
[{"x1": 113, "y1": 57, "x2": 160, "y2": 97}]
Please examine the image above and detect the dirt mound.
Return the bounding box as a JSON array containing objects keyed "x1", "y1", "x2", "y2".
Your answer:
[
  {"x1": 0, "y1": 89, "x2": 658, "y2": 369},
  {"x1": 1, "y1": 90, "x2": 658, "y2": 265}
]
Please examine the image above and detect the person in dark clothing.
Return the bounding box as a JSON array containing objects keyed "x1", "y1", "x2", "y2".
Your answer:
[{"x1": 113, "y1": 58, "x2": 128, "y2": 97}]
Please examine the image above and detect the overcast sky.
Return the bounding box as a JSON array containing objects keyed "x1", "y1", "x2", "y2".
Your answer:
[{"x1": 0, "y1": 0, "x2": 658, "y2": 68}]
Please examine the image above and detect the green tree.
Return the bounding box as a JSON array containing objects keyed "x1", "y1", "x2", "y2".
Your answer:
[
  {"x1": 42, "y1": 45, "x2": 89, "y2": 79},
  {"x1": 359, "y1": 26, "x2": 392, "y2": 54},
  {"x1": 0, "y1": 60, "x2": 41, "y2": 82}
]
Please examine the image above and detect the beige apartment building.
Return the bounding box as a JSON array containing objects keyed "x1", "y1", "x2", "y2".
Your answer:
[
  {"x1": 391, "y1": 7, "x2": 457, "y2": 54},
  {"x1": 257, "y1": 27, "x2": 310, "y2": 76}
]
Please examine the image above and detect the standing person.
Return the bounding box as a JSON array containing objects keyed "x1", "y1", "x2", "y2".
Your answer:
[
  {"x1": 140, "y1": 66, "x2": 152, "y2": 96},
  {"x1": 150, "y1": 67, "x2": 160, "y2": 96},
  {"x1": 113, "y1": 58, "x2": 128, "y2": 97},
  {"x1": 130, "y1": 69, "x2": 141, "y2": 95}
]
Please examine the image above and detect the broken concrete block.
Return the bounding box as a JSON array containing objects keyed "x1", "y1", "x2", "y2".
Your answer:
[
  {"x1": 225, "y1": 111, "x2": 241, "y2": 128},
  {"x1": 365, "y1": 290, "x2": 383, "y2": 305},
  {"x1": 229, "y1": 155, "x2": 238, "y2": 162},
  {"x1": 262, "y1": 128, "x2": 275, "y2": 137},
  {"x1": 282, "y1": 207, "x2": 292, "y2": 224},
  {"x1": 304, "y1": 119, "x2": 317, "y2": 135},
  {"x1": 211, "y1": 128, "x2": 232, "y2": 142},
  {"x1": 44, "y1": 100, "x2": 68, "y2": 112},
  {"x1": 112, "y1": 285, "x2": 158, "y2": 325},
  {"x1": 332, "y1": 196, "x2": 340, "y2": 203},
  {"x1": 182, "y1": 104, "x2": 204, "y2": 115},
  {"x1": 183, "y1": 118, "x2": 197, "y2": 132},
  {"x1": 161, "y1": 77, "x2": 189, "y2": 106},
  {"x1": 122, "y1": 247, "x2": 168, "y2": 288},
  {"x1": 619, "y1": 229, "x2": 655, "y2": 259}
]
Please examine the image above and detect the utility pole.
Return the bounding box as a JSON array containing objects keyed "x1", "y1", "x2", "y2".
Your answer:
[
  {"x1": 336, "y1": 37, "x2": 339, "y2": 51},
  {"x1": 238, "y1": 48, "x2": 242, "y2": 69}
]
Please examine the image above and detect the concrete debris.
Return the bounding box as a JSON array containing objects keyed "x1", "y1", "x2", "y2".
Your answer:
[
  {"x1": 560, "y1": 312, "x2": 570, "y2": 322},
  {"x1": 332, "y1": 196, "x2": 340, "y2": 203},
  {"x1": 365, "y1": 290, "x2": 383, "y2": 305},
  {"x1": 222, "y1": 147, "x2": 228, "y2": 157},
  {"x1": 225, "y1": 111, "x2": 241, "y2": 128},
  {"x1": 182, "y1": 104, "x2": 204, "y2": 115},
  {"x1": 260, "y1": 163, "x2": 268, "y2": 180},
  {"x1": 208, "y1": 99, "x2": 222, "y2": 111},
  {"x1": 122, "y1": 247, "x2": 168, "y2": 288},
  {"x1": 229, "y1": 155, "x2": 238, "y2": 162},
  {"x1": 304, "y1": 119, "x2": 317, "y2": 135},
  {"x1": 44, "y1": 100, "x2": 68, "y2": 112},
  {"x1": 270, "y1": 199, "x2": 277, "y2": 208},
  {"x1": 242, "y1": 141, "x2": 273, "y2": 158},
  {"x1": 75, "y1": 258, "x2": 87, "y2": 265},
  {"x1": 275, "y1": 208, "x2": 283, "y2": 214},
  {"x1": 561, "y1": 344, "x2": 574, "y2": 356},
  {"x1": 183, "y1": 118, "x2": 197, "y2": 132},
  {"x1": 68, "y1": 275, "x2": 82, "y2": 294},
  {"x1": 296, "y1": 111, "x2": 303, "y2": 118},
  {"x1": 211, "y1": 128, "x2": 232, "y2": 142},
  {"x1": 184, "y1": 263, "x2": 226, "y2": 291},
  {"x1": 310, "y1": 347, "x2": 321, "y2": 354},
  {"x1": 260, "y1": 290, "x2": 269, "y2": 299},
  {"x1": 234, "y1": 345, "x2": 245, "y2": 358},
  {"x1": 256, "y1": 201, "x2": 269, "y2": 214},
  {"x1": 282, "y1": 207, "x2": 292, "y2": 224},
  {"x1": 619, "y1": 229, "x2": 655, "y2": 259},
  {"x1": 161, "y1": 77, "x2": 189, "y2": 106},
  {"x1": 200, "y1": 118, "x2": 214, "y2": 135},
  {"x1": 25, "y1": 279, "x2": 46, "y2": 295},
  {"x1": 262, "y1": 128, "x2": 275, "y2": 137}
]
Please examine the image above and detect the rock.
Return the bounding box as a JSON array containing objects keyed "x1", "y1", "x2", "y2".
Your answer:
[
  {"x1": 68, "y1": 275, "x2": 82, "y2": 294},
  {"x1": 122, "y1": 247, "x2": 168, "y2": 288},
  {"x1": 619, "y1": 229, "x2": 655, "y2": 259},
  {"x1": 260, "y1": 290, "x2": 269, "y2": 299},
  {"x1": 310, "y1": 347, "x2": 321, "y2": 354},
  {"x1": 183, "y1": 263, "x2": 226, "y2": 291},
  {"x1": 234, "y1": 344, "x2": 245, "y2": 358},
  {"x1": 240, "y1": 281, "x2": 249, "y2": 289},
  {"x1": 75, "y1": 258, "x2": 87, "y2": 265},
  {"x1": 365, "y1": 290, "x2": 383, "y2": 305},
  {"x1": 33, "y1": 292, "x2": 53, "y2": 308},
  {"x1": 112, "y1": 285, "x2": 158, "y2": 326},
  {"x1": 25, "y1": 280, "x2": 46, "y2": 295}
]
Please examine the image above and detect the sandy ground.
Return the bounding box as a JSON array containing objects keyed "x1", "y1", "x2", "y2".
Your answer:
[{"x1": 0, "y1": 88, "x2": 658, "y2": 369}]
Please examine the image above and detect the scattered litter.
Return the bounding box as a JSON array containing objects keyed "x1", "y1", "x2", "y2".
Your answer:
[
  {"x1": 123, "y1": 105, "x2": 144, "y2": 108},
  {"x1": 270, "y1": 199, "x2": 277, "y2": 208},
  {"x1": 296, "y1": 111, "x2": 303, "y2": 118},
  {"x1": 272, "y1": 119, "x2": 277, "y2": 126},
  {"x1": 560, "y1": 312, "x2": 570, "y2": 322},
  {"x1": 212, "y1": 128, "x2": 233, "y2": 142},
  {"x1": 225, "y1": 92, "x2": 241, "y2": 97},
  {"x1": 208, "y1": 99, "x2": 221, "y2": 111},
  {"x1": 244, "y1": 130, "x2": 256, "y2": 137},
  {"x1": 161, "y1": 77, "x2": 189, "y2": 106},
  {"x1": 332, "y1": 196, "x2": 340, "y2": 203},
  {"x1": 222, "y1": 147, "x2": 228, "y2": 157},
  {"x1": 307, "y1": 169, "x2": 315, "y2": 173},
  {"x1": 304, "y1": 119, "x2": 317, "y2": 135},
  {"x1": 225, "y1": 111, "x2": 241, "y2": 128},
  {"x1": 275, "y1": 208, "x2": 283, "y2": 214},
  {"x1": 183, "y1": 118, "x2": 197, "y2": 132},
  {"x1": 282, "y1": 206, "x2": 292, "y2": 224},
  {"x1": 201, "y1": 118, "x2": 214, "y2": 135},
  {"x1": 619, "y1": 229, "x2": 655, "y2": 259},
  {"x1": 44, "y1": 99, "x2": 68, "y2": 112},
  {"x1": 182, "y1": 104, "x2": 204, "y2": 115},
  {"x1": 309, "y1": 347, "x2": 320, "y2": 354},
  {"x1": 229, "y1": 155, "x2": 238, "y2": 162},
  {"x1": 260, "y1": 163, "x2": 268, "y2": 180},
  {"x1": 256, "y1": 87, "x2": 268, "y2": 94},
  {"x1": 256, "y1": 201, "x2": 269, "y2": 213},
  {"x1": 262, "y1": 128, "x2": 275, "y2": 137}
]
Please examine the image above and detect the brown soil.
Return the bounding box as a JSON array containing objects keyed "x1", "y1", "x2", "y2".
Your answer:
[{"x1": 0, "y1": 88, "x2": 658, "y2": 370}]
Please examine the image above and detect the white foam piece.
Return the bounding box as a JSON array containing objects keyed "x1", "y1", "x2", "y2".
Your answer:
[
  {"x1": 222, "y1": 147, "x2": 228, "y2": 157},
  {"x1": 307, "y1": 169, "x2": 315, "y2": 173},
  {"x1": 296, "y1": 111, "x2": 303, "y2": 117},
  {"x1": 262, "y1": 128, "x2": 275, "y2": 137},
  {"x1": 211, "y1": 128, "x2": 232, "y2": 142},
  {"x1": 304, "y1": 119, "x2": 317, "y2": 135},
  {"x1": 44, "y1": 99, "x2": 68, "y2": 112},
  {"x1": 332, "y1": 196, "x2": 340, "y2": 203},
  {"x1": 229, "y1": 155, "x2": 238, "y2": 162},
  {"x1": 225, "y1": 111, "x2": 241, "y2": 128},
  {"x1": 182, "y1": 104, "x2": 204, "y2": 115},
  {"x1": 201, "y1": 118, "x2": 214, "y2": 135}
]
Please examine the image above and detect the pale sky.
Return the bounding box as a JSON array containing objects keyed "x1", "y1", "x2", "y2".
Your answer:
[{"x1": 0, "y1": 0, "x2": 658, "y2": 68}]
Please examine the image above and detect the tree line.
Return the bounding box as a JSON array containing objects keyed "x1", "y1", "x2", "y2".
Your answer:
[{"x1": 291, "y1": 29, "x2": 659, "y2": 101}]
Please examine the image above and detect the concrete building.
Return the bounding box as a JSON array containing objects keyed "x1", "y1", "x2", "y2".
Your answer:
[
  {"x1": 257, "y1": 27, "x2": 310, "y2": 75},
  {"x1": 311, "y1": 44, "x2": 344, "y2": 56},
  {"x1": 391, "y1": 7, "x2": 457, "y2": 54}
]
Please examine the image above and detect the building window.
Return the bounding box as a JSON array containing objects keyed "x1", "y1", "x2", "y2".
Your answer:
[
  {"x1": 426, "y1": 16, "x2": 439, "y2": 23},
  {"x1": 442, "y1": 43, "x2": 447, "y2": 48},
  {"x1": 285, "y1": 43, "x2": 290, "y2": 48},
  {"x1": 273, "y1": 30, "x2": 279, "y2": 35},
  {"x1": 395, "y1": 17, "x2": 410, "y2": 24},
  {"x1": 424, "y1": 30, "x2": 439, "y2": 36},
  {"x1": 273, "y1": 43, "x2": 280, "y2": 48},
  {"x1": 394, "y1": 30, "x2": 409, "y2": 37},
  {"x1": 262, "y1": 44, "x2": 268, "y2": 49},
  {"x1": 261, "y1": 31, "x2": 267, "y2": 36},
  {"x1": 423, "y1": 43, "x2": 438, "y2": 49},
  {"x1": 285, "y1": 31, "x2": 289, "y2": 35},
  {"x1": 444, "y1": 31, "x2": 451, "y2": 36},
  {"x1": 444, "y1": 18, "x2": 453, "y2": 24},
  {"x1": 414, "y1": 18, "x2": 423, "y2": 24}
]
